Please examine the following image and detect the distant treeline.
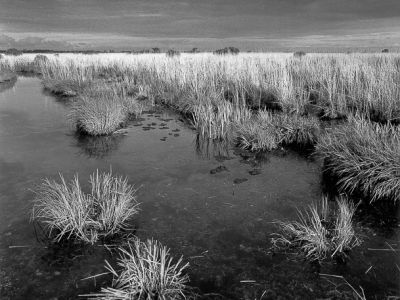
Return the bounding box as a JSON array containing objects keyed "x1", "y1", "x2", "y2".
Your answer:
[{"x1": 0, "y1": 47, "x2": 396, "y2": 55}]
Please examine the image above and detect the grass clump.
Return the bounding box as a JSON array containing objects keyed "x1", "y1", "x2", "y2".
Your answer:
[
  {"x1": 71, "y1": 93, "x2": 127, "y2": 136},
  {"x1": 271, "y1": 196, "x2": 360, "y2": 261},
  {"x1": 88, "y1": 238, "x2": 189, "y2": 300},
  {"x1": 236, "y1": 111, "x2": 320, "y2": 151},
  {"x1": 32, "y1": 170, "x2": 139, "y2": 244},
  {"x1": 315, "y1": 116, "x2": 400, "y2": 203}
]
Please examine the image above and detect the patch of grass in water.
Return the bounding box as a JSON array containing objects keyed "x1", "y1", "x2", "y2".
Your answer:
[
  {"x1": 71, "y1": 93, "x2": 127, "y2": 136},
  {"x1": 32, "y1": 170, "x2": 140, "y2": 244},
  {"x1": 87, "y1": 238, "x2": 190, "y2": 300},
  {"x1": 235, "y1": 110, "x2": 320, "y2": 151},
  {"x1": 315, "y1": 116, "x2": 400, "y2": 203},
  {"x1": 271, "y1": 196, "x2": 361, "y2": 261}
]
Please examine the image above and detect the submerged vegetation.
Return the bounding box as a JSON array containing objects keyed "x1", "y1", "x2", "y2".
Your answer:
[
  {"x1": 89, "y1": 239, "x2": 189, "y2": 300},
  {"x1": 272, "y1": 196, "x2": 361, "y2": 261},
  {"x1": 32, "y1": 170, "x2": 139, "y2": 244}
]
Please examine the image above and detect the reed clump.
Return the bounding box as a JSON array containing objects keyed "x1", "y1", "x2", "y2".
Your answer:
[
  {"x1": 71, "y1": 93, "x2": 127, "y2": 136},
  {"x1": 315, "y1": 116, "x2": 400, "y2": 203},
  {"x1": 32, "y1": 170, "x2": 139, "y2": 244},
  {"x1": 236, "y1": 111, "x2": 320, "y2": 151},
  {"x1": 271, "y1": 196, "x2": 360, "y2": 261},
  {"x1": 70, "y1": 83, "x2": 149, "y2": 135},
  {"x1": 88, "y1": 238, "x2": 189, "y2": 300}
]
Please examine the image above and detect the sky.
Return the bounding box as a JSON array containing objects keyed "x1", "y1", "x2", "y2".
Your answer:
[{"x1": 0, "y1": 0, "x2": 400, "y2": 51}]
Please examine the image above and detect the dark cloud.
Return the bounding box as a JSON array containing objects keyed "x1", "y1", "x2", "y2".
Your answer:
[{"x1": 0, "y1": 0, "x2": 399, "y2": 50}]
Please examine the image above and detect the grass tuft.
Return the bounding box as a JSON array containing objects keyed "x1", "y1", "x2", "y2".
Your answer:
[
  {"x1": 88, "y1": 238, "x2": 189, "y2": 300},
  {"x1": 315, "y1": 116, "x2": 400, "y2": 203},
  {"x1": 70, "y1": 93, "x2": 127, "y2": 136},
  {"x1": 271, "y1": 195, "x2": 360, "y2": 261},
  {"x1": 32, "y1": 170, "x2": 139, "y2": 244}
]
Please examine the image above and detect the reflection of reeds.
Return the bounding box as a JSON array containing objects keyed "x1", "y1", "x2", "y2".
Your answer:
[
  {"x1": 316, "y1": 116, "x2": 400, "y2": 203},
  {"x1": 194, "y1": 133, "x2": 231, "y2": 160},
  {"x1": 32, "y1": 170, "x2": 139, "y2": 244},
  {"x1": 272, "y1": 196, "x2": 360, "y2": 261},
  {"x1": 76, "y1": 134, "x2": 125, "y2": 158},
  {"x1": 89, "y1": 238, "x2": 189, "y2": 300}
]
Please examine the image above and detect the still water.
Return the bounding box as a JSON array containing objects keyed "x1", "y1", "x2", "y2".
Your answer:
[{"x1": 0, "y1": 77, "x2": 398, "y2": 299}]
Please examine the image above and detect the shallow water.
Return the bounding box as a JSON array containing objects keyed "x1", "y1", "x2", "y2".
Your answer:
[{"x1": 0, "y1": 77, "x2": 398, "y2": 299}]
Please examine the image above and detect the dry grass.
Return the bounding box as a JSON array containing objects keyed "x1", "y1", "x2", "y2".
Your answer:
[
  {"x1": 88, "y1": 238, "x2": 189, "y2": 300},
  {"x1": 316, "y1": 116, "x2": 400, "y2": 203},
  {"x1": 235, "y1": 110, "x2": 320, "y2": 151},
  {"x1": 271, "y1": 196, "x2": 360, "y2": 261},
  {"x1": 32, "y1": 170, "x2": 139, "y2": 244},
  {"x1": 71, "y1": 94, "x2": 127, "y2": 135}
]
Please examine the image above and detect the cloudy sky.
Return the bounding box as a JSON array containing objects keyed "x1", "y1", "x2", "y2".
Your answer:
[{"x1": 0, "y1": 0, "x2": 400, "y2": 50}]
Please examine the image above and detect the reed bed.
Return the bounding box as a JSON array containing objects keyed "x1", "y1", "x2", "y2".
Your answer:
[
  {"x1": 316, "y1": 116, "x2": 400, "y2": 203},
  {"x1": 272, "y1": 196, "x2": 360, "y2": 261},
  {"x1": 32, "y1": 170, "x2": 139, "y2": 244},
  {"x1": 2, "y1": 52, "x2": 399, "y2": 125},
  {"x1": 88, "y1": 238, "x2": 189, "y2": 300}
]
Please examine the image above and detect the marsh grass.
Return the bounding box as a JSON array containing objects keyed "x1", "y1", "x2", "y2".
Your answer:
[
  {"x1": 69, "y1": 81, "x2": 151, "y2": 135},
  {"x1": 88, "y1": 238, "x2": 189, "y2": 300},
  {"x1": 71, "y1": 93, "x2": 127, "y2": 135},
  {"x1": 43, "y1": 78, "x2": 87, "y2": 97},
  {"x1": 235, "y1": 110, "x2": 320, "y2": 151},
  {"x1": 32, "y1": 170, "x2": 139, "y2": 244},
  {"x1": 271, "y1": 196, "x2": 360, "y2": 261},
  {"x1": 316, "y1": 116, "x2": 400, "y2": 203}
]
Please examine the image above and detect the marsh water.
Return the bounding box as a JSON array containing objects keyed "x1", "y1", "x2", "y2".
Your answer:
[{"x1": 0, "y1": 77, "x2": 398, "y2": 299}]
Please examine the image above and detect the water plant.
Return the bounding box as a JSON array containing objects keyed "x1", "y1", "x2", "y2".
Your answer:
[
  {"x1": 88, "y1": 238, "x2": 189, "y2": 300},
  {"x1": 271, "y1": 196, "x2": 360, "y2": 261},
  {"x1": 32, "y1": 170, "x2": 139, "y2": 244},
  {"x1": 315, "y1": 116, "x2": 400, "y2": 203}
]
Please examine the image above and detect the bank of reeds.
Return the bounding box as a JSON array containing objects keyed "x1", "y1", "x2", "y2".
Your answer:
[
  {"x1": 88, "y1": 238, "x2": 189, "y2": 300},
  {"x1": 235, "y1": 110, "x2": 320, "y2": 151},
  {"x1": 3, "y1": 53, "x2": 400, "y2": 123},
  {"x1": 32, "y1": 170, "x2": 139, "y2": 244},
  {"x1": 271, "y1": 196, "x2": 360, "y2": 261},
  {"x1": 315, "y1": 116, "x2": 400, "y2": 203},
  {"x1": 43, "y1": 78, "x2": 87, "y2": 97}
]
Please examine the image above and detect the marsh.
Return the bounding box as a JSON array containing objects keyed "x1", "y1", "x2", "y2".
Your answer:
[{"x1": 0, "y1": 62, "x2": 398, "y2": 298}]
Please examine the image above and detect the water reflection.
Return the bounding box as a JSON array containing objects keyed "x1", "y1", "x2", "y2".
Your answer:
[
  {"x1": 75, "y1": 133, "x2": 126, "y2": 159},
  {"x1": 0, "y1": 76, "x2": 17, "y2": 93},
  {"x1": 194, "y1": 134, "x2": 231, "y2": 161}
]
